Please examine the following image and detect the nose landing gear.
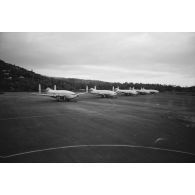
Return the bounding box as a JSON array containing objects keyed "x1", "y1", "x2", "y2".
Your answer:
[{"x1": 56, "y1": 96, "x2": 67, "y2": 102}]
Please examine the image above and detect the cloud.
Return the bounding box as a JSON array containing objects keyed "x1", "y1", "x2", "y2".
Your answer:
[{"x1": 0, "y1": 32, "x2": 195, "y2": 86}]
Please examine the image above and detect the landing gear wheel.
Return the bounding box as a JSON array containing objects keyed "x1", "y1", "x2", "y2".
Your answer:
[
  {"x1": 63, "y1": 96, "x2": 67, "y2": 102},
  {"x1": 57, "y1": 96, "x2": 60, "y2": 102}
]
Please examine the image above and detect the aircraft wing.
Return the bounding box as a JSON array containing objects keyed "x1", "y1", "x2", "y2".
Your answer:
[
  {"x1": 116, "y1": 91, "x2": 127, "y2": 95},
  {"x1": 89, "y1": 91, "x2": 105, "y2": 97},
  {"x1": 32, "y1": 93, "x2": 55, "y2": 97}
]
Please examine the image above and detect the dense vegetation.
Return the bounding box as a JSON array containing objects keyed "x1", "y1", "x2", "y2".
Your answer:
[{"x1": 0, "y1": 59, "x2": 194, "y2": 92}]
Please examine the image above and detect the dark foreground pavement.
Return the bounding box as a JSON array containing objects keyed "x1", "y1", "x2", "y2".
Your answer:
[{"x1": 0, "y1": 92, "x2": 195, "y2": 162}]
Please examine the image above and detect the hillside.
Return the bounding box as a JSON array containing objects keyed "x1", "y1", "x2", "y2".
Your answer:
[
  {"x1": 0, "y1": 59, "x2": 194, "y2": 92},
  {"x1": 0, "y1": 59, "x2": 117, "y2": 92}
]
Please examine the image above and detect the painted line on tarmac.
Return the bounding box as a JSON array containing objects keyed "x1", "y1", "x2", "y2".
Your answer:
[
  {"x1": 0, "y1": 113, "x2": 71, "y2": 121},
  {"x1": 0, "y1": 144, "x2": 195, "y2": 159}
]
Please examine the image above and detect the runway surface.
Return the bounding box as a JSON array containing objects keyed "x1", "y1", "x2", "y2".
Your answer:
[{"x1": 0, "y1": 92, "x2": 195, "y2": 162}]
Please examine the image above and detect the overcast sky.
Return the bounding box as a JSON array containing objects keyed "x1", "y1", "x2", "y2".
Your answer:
[{"x1": 0, "y1": 32, "x2": 195, "y2": 86}]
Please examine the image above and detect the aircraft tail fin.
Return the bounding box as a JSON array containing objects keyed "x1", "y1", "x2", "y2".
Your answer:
[
  {"x1": 115, "y1": 87, "x2": 119, "y2": 92},
  {"x1": 46, "y1": 87, "x2": 52, "y2": 92},
  {"x1": 89, "y1": 88, "x2": 95, "y2": 92}
]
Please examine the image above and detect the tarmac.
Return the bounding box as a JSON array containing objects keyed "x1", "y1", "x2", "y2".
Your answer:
[{"x1": 0, "y1": 92, "x2": 195, "y2": 162}]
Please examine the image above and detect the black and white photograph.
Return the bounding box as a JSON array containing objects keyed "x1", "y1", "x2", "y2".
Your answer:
[
  {"x1": 1, "y1": 1, "x2": 195, "y2": 195},
  {"x1": 0, "y1": 32, "x2": 195, "y2": 163}
]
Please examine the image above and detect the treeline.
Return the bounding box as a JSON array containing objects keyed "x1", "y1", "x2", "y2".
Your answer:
[{"x1": 0, "y1": 59, "x2": 194, "y2": 92}]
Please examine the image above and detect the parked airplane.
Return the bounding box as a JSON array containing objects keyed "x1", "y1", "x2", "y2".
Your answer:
[
  {"x1": 33, "y1": 87, "x2": 85, "y2": 102},
  {"x1": 147, "y1": 89, "x2": 159, "y2": 94},
  {"x1": 135, "y1": 88, "x2": 151, "y2": 95},
  {"x1": 136, "y1": 88, "x2": 159, "y2": 95},
  {"x1": 89, "y1": 86, "x2": 117, "y2": 98},
  {"x1": 115, "y1": 87, "x2": 138, "y2": 96}
]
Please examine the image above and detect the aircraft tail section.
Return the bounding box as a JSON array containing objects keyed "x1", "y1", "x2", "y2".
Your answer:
[
  {"x1": 115, "y1": 87, "x2": 120, "y2": 92},
  {"x1": 89, "y1": 88, "x2": 95, "y2": 92},
  {"x1": 46, "y1": 87, "x2": 52, "y2": 93}
]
